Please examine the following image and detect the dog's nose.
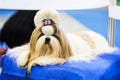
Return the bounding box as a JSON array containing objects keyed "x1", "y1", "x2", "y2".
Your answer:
[{"x1": 45, "y1": 37, "x2": 50, "y2": 44}]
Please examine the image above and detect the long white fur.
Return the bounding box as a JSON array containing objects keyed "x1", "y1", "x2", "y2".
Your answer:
[{"x1": 7, "y1": 44, "x2": 30, "y2": 66}]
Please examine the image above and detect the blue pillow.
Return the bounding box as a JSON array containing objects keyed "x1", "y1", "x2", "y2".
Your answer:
[{"x1": 0, "y1": 50, "x2": 120, "y2": 80}]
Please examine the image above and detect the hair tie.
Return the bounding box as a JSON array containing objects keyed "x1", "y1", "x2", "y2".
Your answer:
[{"x1": 43, "y1": 19, "x2": 53, "y2": 26}]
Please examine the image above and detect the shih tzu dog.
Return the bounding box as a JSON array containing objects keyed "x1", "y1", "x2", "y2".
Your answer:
[{"x1": 8, "y1": 9, "x2": 115, "y2": 74}]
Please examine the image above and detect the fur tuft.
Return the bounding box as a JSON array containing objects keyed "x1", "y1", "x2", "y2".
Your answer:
[{"x1": 34, "y1": 9, "x2": 60, "y2": 28}]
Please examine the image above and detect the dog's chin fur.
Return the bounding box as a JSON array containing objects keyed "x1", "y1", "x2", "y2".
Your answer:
[{"x1": 7, "y1": 9, "x2": 116, "y2": 74}]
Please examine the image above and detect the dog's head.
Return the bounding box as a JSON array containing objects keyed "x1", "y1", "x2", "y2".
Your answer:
[{"x1": 29, "y1": 9, "x2": 73, "y2": 59}]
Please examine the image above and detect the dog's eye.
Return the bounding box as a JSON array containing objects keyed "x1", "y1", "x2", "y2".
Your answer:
[
  {"x1": 54, "y1": 29, "x2": 57, "y2": 34},
  {"x1": 53, "y1": 34, "x2": 60, "y2": 40},
  {"x1": 38, "y1": 34, "x2": 44, "y2": 39}
]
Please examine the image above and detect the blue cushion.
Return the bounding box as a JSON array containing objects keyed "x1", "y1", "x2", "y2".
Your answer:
[{"x1": 0, "y1": 50, "x2": 120, "y2": 80}]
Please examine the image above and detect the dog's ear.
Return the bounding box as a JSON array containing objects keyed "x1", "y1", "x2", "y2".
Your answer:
[
  {"x1": 29, "y1": 28, "x2": 41, "y2": 52},
  {"x1": 56, "y1": 29, "x2": 73, "y2": 59},
  {"x1": 28, "y1": 27, "x2": 42, "y2": 62}
]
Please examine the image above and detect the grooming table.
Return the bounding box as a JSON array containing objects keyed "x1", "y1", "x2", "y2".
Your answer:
[{"x1": 0, "y1": 50, "x2": 120, "y2": 80}]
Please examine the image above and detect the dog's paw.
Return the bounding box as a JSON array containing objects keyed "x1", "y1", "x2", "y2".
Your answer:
[
  {"x1": 27, "y1": 61, "x2": 36, "y2": 74},
  {"x1": 34, "y1": 57, "x2": 65, "y2": 66},
  {"x1": 16, "y1": 53, "x2": 29, "y2": 67}
]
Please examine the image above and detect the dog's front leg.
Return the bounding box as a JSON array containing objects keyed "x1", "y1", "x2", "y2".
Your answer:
[
  {"x1": 27, "y1": 56, "x2": 65, "y2": 74},
  {"x1": 16, "y1": 52, "x2": 29, "y2": 67}
]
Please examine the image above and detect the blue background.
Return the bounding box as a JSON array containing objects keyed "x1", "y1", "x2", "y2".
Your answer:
[{"x1": 0, "y1": 9, "x2": 120, "y2": 48}]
